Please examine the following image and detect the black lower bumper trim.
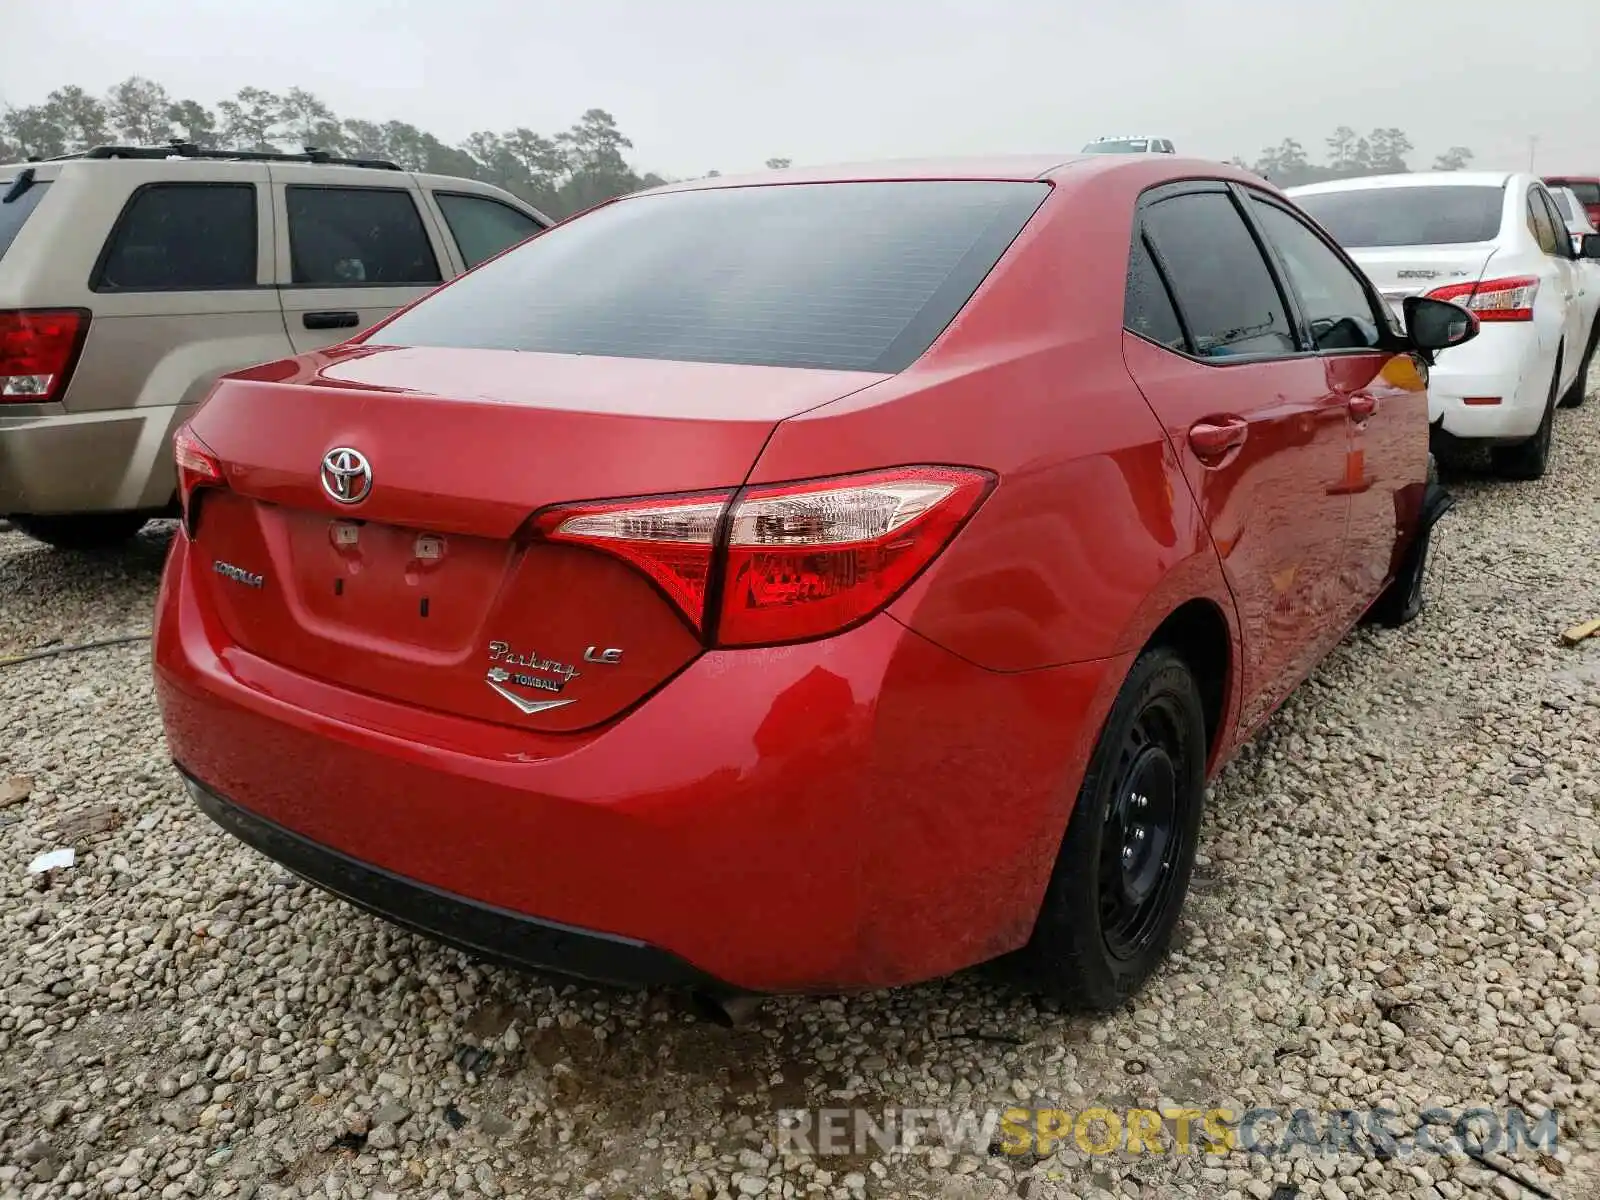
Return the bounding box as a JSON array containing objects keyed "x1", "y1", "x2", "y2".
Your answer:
[{"x1": 180, "y1": 768, "x2": 726, "y2": 993}]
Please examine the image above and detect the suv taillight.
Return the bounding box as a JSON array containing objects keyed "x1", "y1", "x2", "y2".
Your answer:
[
  {"x1": 539, "y1": 466, "x2": 995, "y2": 646},
  {"x1": 173, "y1": 423, "x2": 224, "y2": 530},
  {"x1": 1428, "y1": 276, "x2": 1538, "y2": 322},
  {"x1": 0, "y1": 308, "x2": 90, "y2": 404}
]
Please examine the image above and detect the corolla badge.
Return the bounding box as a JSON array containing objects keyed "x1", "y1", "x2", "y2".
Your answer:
[
  {"x1": 212, "y1": 560, "x2": 264, "y2": 588},
  {"x1": 320, "y1": 447, "x2": 372, "y2": 505}
]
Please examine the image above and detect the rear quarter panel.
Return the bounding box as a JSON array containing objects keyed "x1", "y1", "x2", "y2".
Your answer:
[{"x1": 749, "y1": 165, "x2": 1243, "y2": 689}]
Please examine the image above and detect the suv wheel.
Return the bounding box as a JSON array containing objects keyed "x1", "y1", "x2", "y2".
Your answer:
[
  {"x1": 10, "y1": 513, "x2": 149, "y2": 550},
  {"x1": 1009, "y1": 648, "x2": 1206, "y2": 1010}
]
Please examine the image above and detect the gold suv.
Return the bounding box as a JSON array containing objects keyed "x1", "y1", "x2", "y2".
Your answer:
[{"x1": 0, "y1": 143, "x2": 550, "y2": 548}]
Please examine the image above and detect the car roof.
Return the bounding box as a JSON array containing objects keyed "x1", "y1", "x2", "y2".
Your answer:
[
  {"x1": 1286, "y1": 171, "x2": 1516, "y2": 196},
  {"x1": 641, "y1": 154, "x2": 1251, "y2": 196}
]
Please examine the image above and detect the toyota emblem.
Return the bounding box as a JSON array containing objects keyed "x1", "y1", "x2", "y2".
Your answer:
[{"x1": 320, "y1": 447, "x2": 372, "y2": 505}]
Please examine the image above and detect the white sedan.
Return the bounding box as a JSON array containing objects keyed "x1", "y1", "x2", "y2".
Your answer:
[
  {"x1": 1548, "y1": 187, "x2": 1600, "y2": 408},
  {"x1": 1288, "y1": 172, "x2": 1600, "y2": 477}
]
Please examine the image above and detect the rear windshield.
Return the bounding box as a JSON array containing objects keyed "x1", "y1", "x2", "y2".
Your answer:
[
  {"x1": 1562, "y1": 181, "x2": 1600, "y2": 205},
  {"x1": 1084, "y1": 140, "x2": 1150, "y2": 154},
  {"x1": 371, "y1": 180, "x2": 1049, "y2": 373},
  {"x1": 1294, "y1": 185, "x2": 1504, "y2": 248},
  {"x1": 0, "y1": 177, "x2": 52, "y2": 262}
]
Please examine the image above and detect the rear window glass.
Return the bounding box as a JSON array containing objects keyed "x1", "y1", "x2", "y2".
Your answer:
[
  {"x1": 96, "y1": 183, "x2": 257, "y2": 290},
  {"x1": 1294, "y1": 185, "x2": 1503, "y2": 247},
  {"x1": 0, "y1": 179, "x2": 52, "y2": 262},
  {"x1": 1554, "y1": 181, "x2": 1600, "y2": 205},
  {"x1": 1085, "y1": 140, "x2": 1150, "y2": 154},
  {"x1": 370, "y1": 180, "x2": 1049, "y2": 372}
]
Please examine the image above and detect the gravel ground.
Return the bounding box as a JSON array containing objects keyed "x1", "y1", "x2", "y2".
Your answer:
[{"x1": 2, "y1": 384, "x2": 1598, "y2": 1200}]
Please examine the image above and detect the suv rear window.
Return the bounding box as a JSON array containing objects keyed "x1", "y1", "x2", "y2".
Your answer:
[
  {"x1": 0, "y1": 178, "x2": 51, "y2": 262},
  {"x1": 1293, "y1": 185, "x2": 1504, "y2": 248},
  {"x1": 370, "y1": 180, "x2": 1049, "y2": 373},
  {"x1": 95, "y1": 183, "x2": 257, "y2": 291}
]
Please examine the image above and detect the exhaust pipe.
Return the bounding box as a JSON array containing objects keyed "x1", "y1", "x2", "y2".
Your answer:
[{"x1": 688, "y1": 990, "x2": 763, "y2": 1027}]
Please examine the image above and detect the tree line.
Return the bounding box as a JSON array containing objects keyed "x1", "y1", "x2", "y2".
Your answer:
[
  {"x1": 3, "y1": 83, "x2": 1477, "y2": 208},
  {"x1": 1232, "y1": 126, "x2": 1476, "y2": 187},
  {"x1": 0, "y1": 78, "x2": 722, "y2": 219}
]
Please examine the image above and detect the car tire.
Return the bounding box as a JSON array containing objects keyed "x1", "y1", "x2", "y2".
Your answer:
[
  {"x1": 1559, "y1": 322, "x2": 1597, "y2": 408},
  {"x1": 1369, "y1": 454, "x2": 1440, "y2": 628},
  {"x1": 10, "y1": 513, "x2": 149, "y2": 550},
  {"x1": 1491, "y1": 348, "x2": 1561, "y2": 481},
  {"x1": 1010, "y1": 647, "x2": 1206, "y2": 1011}
]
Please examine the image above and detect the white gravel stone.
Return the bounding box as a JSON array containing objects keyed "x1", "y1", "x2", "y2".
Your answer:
[{"x1": 3, "y1": 372, "x2": 1599, "y2": 1198}]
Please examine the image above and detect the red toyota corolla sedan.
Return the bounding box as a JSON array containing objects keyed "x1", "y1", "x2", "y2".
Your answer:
[{"x1": 153, "y1": 156, "x2": 1475, "y2": 1011}]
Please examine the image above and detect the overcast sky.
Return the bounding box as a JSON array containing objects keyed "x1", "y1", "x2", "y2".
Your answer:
[{"x1": 5, "y1": 0, "x2": 1598, "y2": 177}]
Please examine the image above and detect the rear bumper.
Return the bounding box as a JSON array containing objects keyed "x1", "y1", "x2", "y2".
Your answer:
[
  {"x1": 154, "y1": 529, "x2": 1125, "y2": 992},
  {"x1": 183, "y1": 770, "x2": 719, "y2": 991},
  {"x1": 1427, "y1": 326, "x2": 1548, "y2": 442},
  {"x1": 0, "y1": 403, "x2": 192, "y2": 515}
]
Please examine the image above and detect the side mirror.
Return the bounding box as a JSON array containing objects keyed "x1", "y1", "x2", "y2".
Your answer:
[
  {"x1": 1582, "y1": 233, "x2": 1600, "y2": 259},
  {"x1": 1403, "y1": 296, "x2": 1479, "y2": 357}
]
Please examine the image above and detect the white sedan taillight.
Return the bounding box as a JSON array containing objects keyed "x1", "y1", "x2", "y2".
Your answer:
[{"x1": 1428, "y1": 276, "x2": 1538, "y2": 322}]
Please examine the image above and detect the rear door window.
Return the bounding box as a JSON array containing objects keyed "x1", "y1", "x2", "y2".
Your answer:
[
  {"x1": 1527, "y1": 189, "x2": 1562, "y2": 255},
  {"x1": 286, "y1": 186, "x2": 442, "y2": 286},
  {"x1": 94, "y1": 183, "x2": 257, "y2": 291},
  {"x1": 0, "y1": 177, "x2": 52, "y2": 263},
  {"x1": 434, "y1": 192, "x2": 545, "y2": 268},
  {"x1": 1123, "y1": 235, "x2": 1186, "y2": 350},
  {"x1": 371, "y1": 180, "x2": 1049, "y2": 372},
  {"x1": 1294, "y1": 185, "x2": 1504, "y2": 247},
  {"x1": 1550, "y1": 190, "x2": 1575, "y2": 221},
  {"x1": 1249, "y1": 196, "x2": 1383, "y2": 351},
  {"x1": 1537, "y1": 190, "x2": 1572, "y2": 246},
  {"x1": 1140, "y1": 190, "x2": 1298, "y2": 359}
]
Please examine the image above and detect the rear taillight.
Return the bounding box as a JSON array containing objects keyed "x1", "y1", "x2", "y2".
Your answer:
[
  {"x1": 716, "y1": 468, "x2": 993, "y2": 645},
  {"x1": 1428, "y1": 276, "x2": 1538, "y2": 322},
  {"x1": 540, "y1": 465, "x2": 995, "y2": 646},
  {"x1": 538, "y1": 490, "x2": 728, "y2": 623},
  {"x1": 0, "y1": 308, "x2": 90, "y2": 403},
  {"x1": 173, "y1": 424, "x2": 224, "y2": 529}
]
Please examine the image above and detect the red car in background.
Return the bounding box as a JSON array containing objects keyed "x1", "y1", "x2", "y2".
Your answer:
[
  {"x1": 153, "y1": 156, "x2": 1474, "y2": 1012},
  {"x1": 1543, "y1": 175, "x2": 1600, "y2": 229}
]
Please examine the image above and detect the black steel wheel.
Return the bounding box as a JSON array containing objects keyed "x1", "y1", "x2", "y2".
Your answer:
[
  {"x1": 1010, "y1": 647, "x2": 1207, "y2": 1010},
  {"x1": 1098, "y1": 700, "x2": 1187, "y2": 961}
]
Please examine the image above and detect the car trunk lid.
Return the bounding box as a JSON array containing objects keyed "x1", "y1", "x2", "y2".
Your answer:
[
  {"x1": 185, "y1": 344, "x2": 887, "y2": 732},
  {"x1": 1345, "y1": 245, "x2": 1499, "y2": 326}
]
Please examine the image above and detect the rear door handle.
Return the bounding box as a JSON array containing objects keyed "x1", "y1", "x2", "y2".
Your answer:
[
  {"x1": 1188, "y1": 417, "x2": 1249, "y2": 462},
  {"x1": 1347, "y1": 393, "x2": 1377, "y2": 419},
  {"x1": 303, "y1": 310, "x2": 361, "y2": 331}
]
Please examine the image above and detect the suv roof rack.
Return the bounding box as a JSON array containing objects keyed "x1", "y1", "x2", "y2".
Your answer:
[{"x1": 31, "y1": 140, "x2": 403, "y2": 172}]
